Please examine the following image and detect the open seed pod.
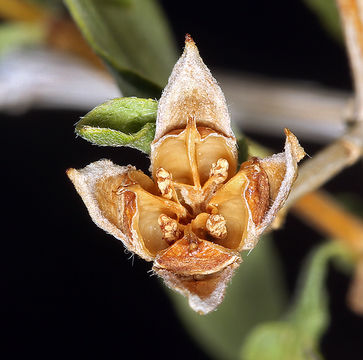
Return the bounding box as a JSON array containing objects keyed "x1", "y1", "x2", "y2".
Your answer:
[{"x1": 67, "y1": 35, "x2": 305, "y2": 314}]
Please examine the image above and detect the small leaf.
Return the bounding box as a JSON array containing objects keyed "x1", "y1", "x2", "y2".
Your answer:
[
  {"x1": 241, "y1": 242, "x2": 351, "y2": 360},
  {"x1": 75, "y1": 97, "x2": 157, "y2": 154},
  {"x1": 167, "y1": 238, "x2": 287, "y2": 360},
  {"x1": 64, "y1": 0, "x2": 178, "y2": 98}
]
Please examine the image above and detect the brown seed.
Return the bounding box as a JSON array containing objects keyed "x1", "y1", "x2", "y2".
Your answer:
[
  {"x1": 156, "y1": 167, "x2": 173, "y2": 199},
  {"x1": 158, "y1": 214, "x2": 181, "y2": 244},
  {"x1": 209, "y1": 158, "x2": 229, "y2": 183},
  {"x1": 206, "y1": 214, "x2": 227, "y2": 240}
]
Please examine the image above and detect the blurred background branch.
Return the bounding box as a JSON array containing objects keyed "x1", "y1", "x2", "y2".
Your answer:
[{"x1": 1, "y1": 1, "x2": 363, "y2": 360}]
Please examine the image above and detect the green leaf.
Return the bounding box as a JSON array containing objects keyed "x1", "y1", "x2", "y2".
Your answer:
[
  {"x1": 75, "y1": 97, "x2": 157, "y2": 153},
  {"x1": 168, "y1": 238, "x2": 288, "y2": 360},
  {"x1": 304, "y1": 0, "x2": 342, "y2": 43},
  {"x1": 64, "y1": 0, "x2": 178, "y2": 98},
  {"x1": 240, "y1": 242, "x2": 351, "y2": 360},
  {"x1": 0, "y1": 22, "x2": 45, "y2": 56}
]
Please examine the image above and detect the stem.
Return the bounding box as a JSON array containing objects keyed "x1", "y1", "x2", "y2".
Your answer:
[
  {"x1": 219, "y1": 72, "x2": 350, "y2": 143},
  {"x1": 285, "y1": 122, "x2": 363, "y2": 209},
  {"x1": 337, "y1": 0, "x2": 363, "y2": 122},
  {"x1": 281, "y1": 0, "x2": 363, "y2": 257},
  {"x1": 292, "y1": 191, "x2": 363, "y2": 255},
  {"x1": 284, "y1": 0, "x2": 363, "y2": 209}
]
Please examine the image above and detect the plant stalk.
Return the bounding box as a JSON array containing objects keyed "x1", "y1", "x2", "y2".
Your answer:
[
  {"x1": 337, "y1": 0, "x2": 363, "y2": 122},
  {"x1": 292, "y1": 191, "x2": 363, "y2": 255},
  {"x1": 285, "y1": 122, "x2": 363, "y2": 209}
]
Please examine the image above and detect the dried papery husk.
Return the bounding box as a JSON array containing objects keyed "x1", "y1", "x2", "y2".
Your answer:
[
  {"x1": 153, "y1": 34, "x2": 236, "y2": 143},
  {"x1": 155, "y1": 262, "x2": 240, "y2": 315},
  {"x1": 67, "y1": 159, "x2": 182, "y2": 261},
  {"x1": 242, "y1": 129, "x2": 306, "y2": 250}
]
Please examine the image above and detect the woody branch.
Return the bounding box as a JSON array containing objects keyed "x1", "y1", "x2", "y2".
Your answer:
[{"x1": 284, "y1": 0, "x2": 363, "y2": 210}]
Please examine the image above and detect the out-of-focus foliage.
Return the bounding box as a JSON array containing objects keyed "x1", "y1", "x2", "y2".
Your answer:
[
  {"x1": 240, "y1": 242, "x2": 352, "y2": 360},
  {"x1": 0, "y1": 22, "x2": 44, "y2": 55},
  {"x1": 337, "y1": 193, "x2": 363, "y2": 218},
  {"x1": 0, "y1": 1, "x2": 356, "y2": 359},
  {"x1": 64, "y1": 0, "x2": 178, "y2": 98},
  {"x1": 0, "y1": 0, "x2": 46, "y2": 21},
  {"x1": 168, "y1": 238, "x2": 288, "y2": 360},
  {"x1": 304, "y1": 0, "x2": 342, "y2": 42},
  {"x1": 28, "y1": 0, "x2": 61, "y2": 5},
  {"x1": 27, "y1": 0, "x2": 64, "y2": 11},
  {"x1": 75, "y1": 97, "x2": 157, "y2": 153}
]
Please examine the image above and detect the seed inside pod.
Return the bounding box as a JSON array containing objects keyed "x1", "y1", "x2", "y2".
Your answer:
[
  {"x1": 206, "y1": 214, "x2": 227, "y2": 240},
  {"x1": 158, "y1": 214, "x2": 182, "y2": 244}
]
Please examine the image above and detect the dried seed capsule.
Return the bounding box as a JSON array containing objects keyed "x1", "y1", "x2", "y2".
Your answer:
[{"x1": 67, "y1": 35, "x2": 305, "y2": 315}]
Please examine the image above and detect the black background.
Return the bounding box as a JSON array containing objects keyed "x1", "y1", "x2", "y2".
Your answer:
[{"x1": 2, "y1": 1, "x2": 363, "y2": 359}]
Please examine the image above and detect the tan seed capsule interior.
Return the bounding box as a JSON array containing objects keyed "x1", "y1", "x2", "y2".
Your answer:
[
  {"x1": 114, "y1": 118, "x2": 268, "y2": 258},
  {"x1": 92, "y1": 128, "x2": 271, "y2": 260}
]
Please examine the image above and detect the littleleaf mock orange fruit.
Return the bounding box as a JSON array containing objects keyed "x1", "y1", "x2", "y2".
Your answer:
[{"x1": 67, "y1": 35, "x2": 305, "y2": 314}]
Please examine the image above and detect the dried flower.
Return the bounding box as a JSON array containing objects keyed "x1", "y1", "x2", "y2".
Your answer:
[{"x1": 67, "y1": 35, "x2": 305, "y2": 314}]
